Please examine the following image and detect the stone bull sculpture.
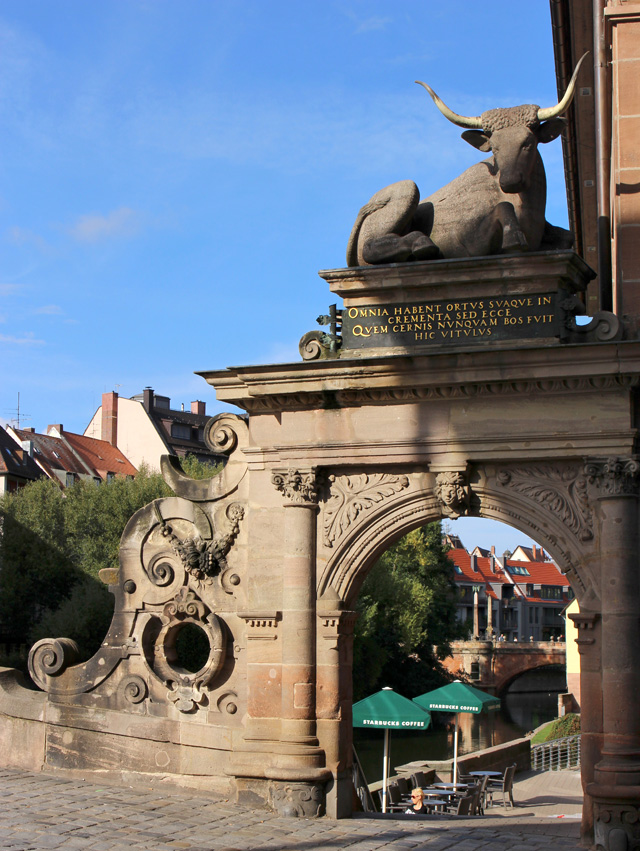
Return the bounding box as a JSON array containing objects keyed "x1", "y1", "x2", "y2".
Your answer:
[{"x1": 347, "y1": 54, "x2": 588, "y2": 267}]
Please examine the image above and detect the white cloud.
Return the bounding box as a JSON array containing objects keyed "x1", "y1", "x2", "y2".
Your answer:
[
  {"x1": 0, "y1": 282, "x2": 22, "y2": 296},
  {"x1": 35, "y1": 304, "x2": 63, "y2": 315},
  {"x1": 67, "y1": 206, "x2": 140, "y2": 243},
  {"x1": 0, "y1": 332, "x2": 45, "y2": 345},
  {"x1": 354, "y1": 16, "x2": 392, "y2": 33},
  {"x1": 6, "y1": 226, "x2": 48, "y2": 251}
]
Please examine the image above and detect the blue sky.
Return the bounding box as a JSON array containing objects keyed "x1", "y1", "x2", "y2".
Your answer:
[{"x1": 0, "y1": 1, "x2": 569, "y2": 553}]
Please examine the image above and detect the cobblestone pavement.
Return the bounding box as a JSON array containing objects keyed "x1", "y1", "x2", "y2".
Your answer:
[{"x1": 0, "y1": 766, "x2": 584, "y2": 851}]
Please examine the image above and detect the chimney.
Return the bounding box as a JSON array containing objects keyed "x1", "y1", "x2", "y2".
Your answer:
[
  {"x1": 490, "y1": 545, "x2": 495, "y2": 556},
  {"x1": 21, "y1": 439, "x2": 35, "y2": 457},
  {"x1": 470, "y1": 553, "x2": 478, "y2": 572},
  {"x1": 47, "y1": 424, "x2": 63, "y2": 435},
  {"x1": 102, "y1": 392, "x2": 118, "y2": 446},
  {"x1": 191, "y1": 400, "x2": 206, "y2": 416},
  {"x1": 532, "y1": 544, "x2": 537, "y2": 560},
  {"x1": 143, "y1": 387, "x2": 154, "y2": 412}
]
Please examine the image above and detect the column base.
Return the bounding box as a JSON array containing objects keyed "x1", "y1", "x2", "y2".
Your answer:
[
  {"x1": 267, "y1": 771, "x2": 333, "y2": 818},
  {"x1": 588, "y1": 784, "x2": 640, "y2": 851}
]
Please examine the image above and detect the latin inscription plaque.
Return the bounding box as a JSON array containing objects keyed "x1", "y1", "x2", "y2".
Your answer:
[{"x1": 342, "y1": 293, "x2": 562, "y2": 349}]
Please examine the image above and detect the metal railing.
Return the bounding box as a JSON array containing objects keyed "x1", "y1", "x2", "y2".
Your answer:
[
  {"x1": 352, "y1": 746, "x2": 377, "y2": 812},
  {"x1": 532, "y1": 734, "x2": 581, "y2": 771}
]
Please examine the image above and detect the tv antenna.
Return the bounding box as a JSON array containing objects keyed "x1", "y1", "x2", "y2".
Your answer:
[{"x1": 5, "y1": 392, "x2": 31, "y2": 429}]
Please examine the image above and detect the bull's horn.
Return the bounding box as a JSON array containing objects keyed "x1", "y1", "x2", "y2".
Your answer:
[
  {"x1": 415, "y1": 80, "x2": 482, "y2": 129},
  {"x1": 537, "y1": 52, "x2": 589, "y2": 121}
]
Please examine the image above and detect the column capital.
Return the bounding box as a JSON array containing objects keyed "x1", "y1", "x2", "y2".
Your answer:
[
  {"x1": 272, "y1": 468, "x2": 319, "y2": 505},
  {"x1": 585, "y1": 457, "x2": 640, "y2": 498}
]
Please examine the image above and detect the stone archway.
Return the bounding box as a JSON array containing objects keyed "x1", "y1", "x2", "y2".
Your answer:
[{"x1": 1, "y1": 253, "x2": 639, "y2": 850}]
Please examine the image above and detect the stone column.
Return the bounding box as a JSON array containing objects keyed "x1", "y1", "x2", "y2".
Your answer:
[
  {"x1": 316, "y1": 606, "x2": 358, "y2": 818},
  {"x1": 569, "y1": 610, "x2": 603, "y2": 846},
  {"x1": 585, "y1": 458, "x2": 640, "y2": 851},
  {"x1": 268, "y1": 468, "x2": 331, "y2": 817}
]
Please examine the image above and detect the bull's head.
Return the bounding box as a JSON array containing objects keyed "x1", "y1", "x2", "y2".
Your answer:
[{"x1": 416, "y1": 53, "x2": 587, "y2": 195}]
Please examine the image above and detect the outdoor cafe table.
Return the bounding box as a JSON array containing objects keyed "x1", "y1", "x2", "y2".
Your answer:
[
  {"x1": 433, "y1": 782, "x2": 469, "y2": 791},
  {"x1": 468, "y1": 771, "x2": 502, "y2": 777}
]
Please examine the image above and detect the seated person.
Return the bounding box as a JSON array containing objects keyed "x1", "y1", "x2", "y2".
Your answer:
[{"x1": 405, "y1": 788, "x2": 429, "y2": 815}]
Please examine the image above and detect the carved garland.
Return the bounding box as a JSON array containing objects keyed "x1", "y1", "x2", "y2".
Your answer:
[{"x1": 322, "y1": 473, "x2": 409, "y2": 547}]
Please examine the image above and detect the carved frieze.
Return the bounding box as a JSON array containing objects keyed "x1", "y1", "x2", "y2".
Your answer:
[
  {"x1": 496, "y1": 464, "x2": 593, "y2": 541},
  {"x1": 585, "y1": 457, "x2": 640, "y2": 498},
  {"x1": 272, "y1": 468, "x2": 319, "y2": 504},
  {"x1": 322, "y1": 473, "x2": 409, "y2": 547},
  {"x1": 434, "y1": 471, "x2": 470, "y2": 519}
]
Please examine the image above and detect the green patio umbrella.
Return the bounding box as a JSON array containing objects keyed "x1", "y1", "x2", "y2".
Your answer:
[
  {"x1": 413, "y1": 681, "x2": 500, "y2": 781},
  {"x1": 353, "y1": 686, "x2": 431, "y2": 812}
]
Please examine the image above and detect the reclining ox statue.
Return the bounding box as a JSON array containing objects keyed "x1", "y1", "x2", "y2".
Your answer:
[{"x1": 347, "y1": 54, "x2": 587, "y2": 267}]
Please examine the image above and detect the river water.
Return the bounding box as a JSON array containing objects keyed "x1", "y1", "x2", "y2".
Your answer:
[{"x1": 353, "y1": 667, "x2": 565, "y2": 784}]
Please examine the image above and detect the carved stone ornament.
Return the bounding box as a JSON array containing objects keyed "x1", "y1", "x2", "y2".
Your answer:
[
  {"x1": 323, "y1": 472, "x2": 409, "y2": 547},
  {"x1": 434, "y1": 471, "x2": 470, "y2": 519},
  {"x1": 594, "y1": 802, "x2": 640, "y2": 851},
  {"x1": 143, "y1": 587, "x2": 227, "y2": 714},
  {"x1": 585, "y1": 457, "x2": 640, "y2": 498},
  {"x1": 269, "y1": 780, "x2": 325, "y2": 818},
  {"x1": 497, "y1": 464, "x2": 593, "y2": 541},
  {"x1": 272, "y1": 468, "x2": 318, "y2": 504},
  {"x1": 154, "y1": 502, "x2": 244, "y2": 585}
]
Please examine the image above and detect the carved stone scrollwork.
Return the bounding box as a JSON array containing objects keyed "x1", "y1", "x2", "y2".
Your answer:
[
  {"x1": 269, "y1": 780, "x2": 325, "y2": 818},
  {"x1": 154, "y1": 502, "x2": 244, "y2": 585},
  {"x1": 119, "y1": 675, "x2": 148, "y2": 705},
  {"x1": 322, "y1": 473, "x2": 409, "y2": 547},
  {"x1": 585, "y1": 457, "x2": 640, "y2": 498},
  {"x1": 497, "y1": 464, "x2": 594, "y2": 541},
  {"x1": 594, "y1": 802, "x2": 640, "y2": 851},
  {"x1": 272, "y1": 468, "x2": 319, "y2": 504},
  {"x1": 434, "y1": 471, "x2": 470, "y2": 519},
  {"x1": 28, "y1": 638, "x2": 80, "y2": 690}
]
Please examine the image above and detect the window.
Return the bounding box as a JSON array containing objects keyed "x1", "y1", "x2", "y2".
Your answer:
[
  {"x1": 540, "y1": 586, "x2": 563, "y2": 600},
  {"x1": 171, "y1": 423, "x2": 192, "y2": 440},
  {"x1": 65, "y1": 472, "x2": 75, "y2": 487}
]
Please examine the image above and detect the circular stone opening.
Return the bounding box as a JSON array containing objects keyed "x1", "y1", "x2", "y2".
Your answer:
[{"x1": 168, "y1": 622, "x2": 211, "y2": 673}]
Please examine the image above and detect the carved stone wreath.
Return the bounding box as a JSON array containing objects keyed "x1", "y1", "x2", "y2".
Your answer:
[{"x1": 145, "y1": 587, "x2": 227, "y2": 713}]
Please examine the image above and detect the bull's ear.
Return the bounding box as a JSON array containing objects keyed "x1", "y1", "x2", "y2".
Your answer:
[
  {"x1": 537, "y1": 118, "x2": 566, "y2": 144},
  {"x1": 461, "y1": 130, "x2": 492, "y2": 152}
]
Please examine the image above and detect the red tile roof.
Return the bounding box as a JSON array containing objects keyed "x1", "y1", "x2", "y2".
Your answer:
[
  {"x1": 62, "y1": 431, "x2": 137, "y2": 479},
  {"x1": 447, "y1": 547, "x2": 570, "y2": 602}
]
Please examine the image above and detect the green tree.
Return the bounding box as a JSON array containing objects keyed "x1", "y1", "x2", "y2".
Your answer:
[
  {"x1": 352, "y1": 522, "x2": 465, "y2": 701},
  {"x1": 0, "y1": 466, "x2": 172, "y2": 658}
]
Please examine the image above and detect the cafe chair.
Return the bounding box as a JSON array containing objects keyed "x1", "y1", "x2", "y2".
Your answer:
[
  {"x1": 395, "y1": 776, "x2": 411, "y2": 797},
  {"x1": 410, "y1": 770, "x2": 428, "y2": 788},
  {"x1": 487, "y1": 763, "x2": 516, "y2": 808},
  {"x1": 454, "y1": 793, "x2": 475, "y2": 816},
  {"x1": 384, "y1": 782, "x2": 408, "y2": 812}
]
